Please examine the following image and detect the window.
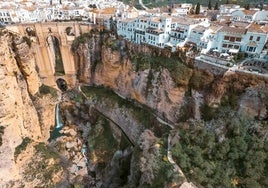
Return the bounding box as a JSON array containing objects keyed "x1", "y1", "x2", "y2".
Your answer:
[
  {"x1": 230, "y1": 37, "x2": 235, "y2": 42},
  {"x1": 246, "y1": 46, "x2": 256, "y2": 52},
  {"x1": 235, "y1": 38, "x2": 241, "y2": 42},
  {"x1": 224, "y1": 36, "x2": 229, "y2": 40},
  {"x1": 222, "y1": 44, "x2": 227, "y2": 47},
  {"x1": 249, "y1": 36, "x2": 253, "y2": 40},
  {"x1": 257, "y1": 36, "x2": 260, "y2": 41},
  {"x1": 234, "y1": 45, "x2": 239, "y2": 49}
]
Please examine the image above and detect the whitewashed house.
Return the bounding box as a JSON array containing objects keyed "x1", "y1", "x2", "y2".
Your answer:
[
  {"x1": 188, "y1": 25, "x2": 207, "y2": 49},
  {"x1": 145, "y1": 16, "x2": 172, "y2": 48},
  {"x1": 0, "y1": 9, "x2": 13, "y2": 24},
  {"x1": 231, "y1": 9, "x2": 258, "y2": 22},
  {"x1": 117, "y1": 18, "x2": 135, "y2": 41},
  {"x1": 212, "y1": 26, "x2": 246, "y2": 54},
  {"x1": 240, "y1": 24, "x2": 268, "y2": 55},
  {"x1": 219, "y1": 4, "x2": 242, "y2": 15},
  {"x1": 169, "y1": 17, "x2": 199, "y2": 46},
  {"x1": 201, "y1": 25, "x2": 222, "y2": 53},
  {"x1": 253, "y1": 10, "x2": 268, "y2": 24}
]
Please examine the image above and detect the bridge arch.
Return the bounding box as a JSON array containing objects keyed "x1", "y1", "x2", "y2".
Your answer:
[{"x1": 46, "y1": 34, "x2": 65, "y2": 76}]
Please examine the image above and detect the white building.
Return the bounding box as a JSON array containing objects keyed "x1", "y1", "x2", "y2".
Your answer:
[
  {"x1": 211, "y1": 26, "x2": 245, "y2": 54},
  {"x1": 117, "y1": 18, "x2": 135, "y2": 41},
  {"x1": 188, "y1": 25, "x2": 207, "y2": 49},
  {"x1": 253, "y1": 10, "x2": 268, "y2": 24},
  {"x1": 206, "y1": 24, "x2": 268, "y2": 56},
  {"x1": 231, "y1": 9, "x2": 258, "y2": 22},
  {"x1": 0, "y1": 9, "x2": 13, "y2": 24},
  {"x1": 169, "y1": 17, "x2": 199, "y2": 46},
  {"x1": 241, "y1": 24, "x2": 268, "y2": 55},
  {"x1": 219, "y1": 4, "x2": 242, "y2": 15}
]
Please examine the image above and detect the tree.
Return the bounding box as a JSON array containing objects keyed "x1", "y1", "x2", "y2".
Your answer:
[
  {"x1": 208, "y1": 0, "x2": 212, "y2": 10},
  {"x1": 195, "y1": 3, "x2": 201, "y2": 14},
  {"x1": 245, "y1": 3, "x2": 250, "y2": 10},
  {"x1": 226, "y1": 0, "x2": 229, "y2": 4},
  {"x1": 214, "y1": 1, "x2": 219, "y2": 10}
]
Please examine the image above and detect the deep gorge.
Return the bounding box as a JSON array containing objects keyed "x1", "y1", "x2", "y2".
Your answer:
[{"x1": 0, "y1": 28, "x2": 268, "y2": 188}]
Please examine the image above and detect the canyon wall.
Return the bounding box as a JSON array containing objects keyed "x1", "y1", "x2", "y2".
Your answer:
[
  {"x1": 0, "y1": 28, "x2": 267, "y2": 187},
  {"x1": 73, "y1": 33, "x2": 268, "y2": 123},
  {"x1": 74, "y1": 34, "x2": 190, "y2": 123},
  {"x1": 0, "y1": 30, "x2": 59, "y2": 187}
]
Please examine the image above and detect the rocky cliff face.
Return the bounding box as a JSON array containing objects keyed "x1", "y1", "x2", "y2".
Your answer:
[
  {"x1": 73, "y1": 33, "x2": 268, "y2": 122},
  {"x1": 1, "y1": 28, "x2": 267, "y2": 187},
  {"x1": 0, "y1": 30, "x2": 59, "y2": 187},
  {"x1": 75, "y1": 34, "x2": 188, "y2": 123}
]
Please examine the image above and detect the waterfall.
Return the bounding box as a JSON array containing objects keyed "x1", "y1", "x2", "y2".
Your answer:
[
  {"x1": 55, "y1": 103, "x2": 63, "y2": 129},
  {"x1": 48, "y1": 103, "x2": 64, "y2": 141}
]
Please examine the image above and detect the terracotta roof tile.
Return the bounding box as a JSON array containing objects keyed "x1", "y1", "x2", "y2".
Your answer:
[{"x1": 219, "y1": 26, "x2": 246, "y2": 34}]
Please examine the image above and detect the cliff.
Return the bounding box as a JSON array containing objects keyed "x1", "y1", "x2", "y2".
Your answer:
[
  {"x1": 0, "y1": 30, "x2": 60, "y2": 187},
  {"x1": 73, "y1": 32, "x2": 268, "y2": 122},
  {"x1": 0, "y1": 27, "x2": 267, "y2": 187},
  {"x1": 74, "y1": 33, "x2": 192, "y2": 123}
]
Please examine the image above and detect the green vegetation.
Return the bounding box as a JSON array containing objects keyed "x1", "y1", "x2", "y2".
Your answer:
[
  {"x1": 214, "y1": 1, "x2": 219, "y2": 10},
  {"x1": 39, "y1": 84, "x2": 58, "y2": 98},
  {"x1": 22, "y1": 36, "x2": 31, "y2": 48},
  {"x1": 189, "y1": 69, "x2": 214, "y2": 90},
  {"x1": 150, "y1": 139, "x2": 174, "y2": 187},
  {"x1": 14, "y1": 137, "x2": 32, "y2": 160},
  {"x1": 71, "y1": 29, "x2": 104, "y2": 53},
  {"x1": 71, "y1": 33, "x2": 91, "y2": 52},
  {"x1": 23, "y1": 142, "x2": 61, "y2": 186},
  {"x1": 87, "y1": 115, "x2": 119, "y2": 164},
  {"x1": 195, "y1": 3, "x2": 200, "y2": 14},
  {"x1": 131, "y1": 54, "x2": 192, "y2": 87},
  {"x1": 119, "y1": 0, "x2": 254, "y2": 9},
  {"x1": 73, "y1": 93, "x2": 84, "y2": 103},
  {"x1": 34, "y1": 142, "x2": 59, "y2": 159},
  {"x1": 172, "y1": 111, "x2": 268, "y2": 188},
  {"x1": 82, "y1": 86, "x2": 154, "y2": 128},
  {"x1": 103, "y1": 36, "x2": 120, "y2": 51},
  {"x1": 234, "y1": 52, "x2": 248, "y2": 63},
  {"x1": 0, "y1": 126, "x2": 4, "y2": 146},
  {"x1": 208, "y1": 0, "x2": 212, "y2": 10},
  {"x1": 53, "y1": 36, "x2": 65, "y2": 76}
]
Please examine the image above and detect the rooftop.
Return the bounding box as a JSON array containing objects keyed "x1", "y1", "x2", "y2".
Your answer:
[
  {"x1": 219, "y1": 26, "x2": 246, "y2": 34},
  {"x1": 247, "y1": 23, "x2": 268, "y2": 33},
  {"x1": 242, "y1": 9, "x2": 258, "y2": 15}
]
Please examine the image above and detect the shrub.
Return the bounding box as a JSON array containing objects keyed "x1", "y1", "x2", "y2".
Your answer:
[
  {"x1": 14, "y1": 137, "x2": 32, "y2": 159},
  {"x1": 39, "y1": 84, "x2": 58, "y2": 98},
  {"x1": 23, "y1": 36, "x2": 31, "y2": 47},
  {"x1": 0, "y1": 126, "x2": 5, "y2": 146}
]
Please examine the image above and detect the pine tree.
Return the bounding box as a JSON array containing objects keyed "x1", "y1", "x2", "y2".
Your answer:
[
  {"x1": 208, "y1": 0, "x2": 212, "y2": 10},
  {"x1": 214, "y1": 1, "x2": 219, "y2": 10},
  {"x1": 195, "y1": 3, "x2": 201, "y2": 14},
  {"x1": 245, "y1": 4, "x2": 250, "y2": 10}
]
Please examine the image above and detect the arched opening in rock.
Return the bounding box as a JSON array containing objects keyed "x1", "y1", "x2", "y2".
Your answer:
[
  {"x1": 26, "y1": 27, "x2": 36, "y2": 37},
  {"x1": 47, "y1": 35, "x2": 65, "y2": 76},
  {"x1": 56, "y1": 78, "x2": 67, "y2": 92},
  {"x1": 66, "y1": 27, "x2": 75, "y2": 36}
]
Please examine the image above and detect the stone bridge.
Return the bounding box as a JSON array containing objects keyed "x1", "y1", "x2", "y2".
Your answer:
[{"x1": 6, "y1": 22, "x2": 99, "y2": 88}]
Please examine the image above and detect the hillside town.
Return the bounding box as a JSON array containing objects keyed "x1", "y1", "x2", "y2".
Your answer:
[{"x1": 1, "y1": 0, "x2": 268, "y2": 73}]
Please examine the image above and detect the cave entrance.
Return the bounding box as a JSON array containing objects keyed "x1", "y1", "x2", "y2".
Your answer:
[
  {"x1": 47, "y1": 35, "x2": 65, "y2": 76},
  {"x1": 56, "y1": 78, "x2": 67, "y2": 92}
]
